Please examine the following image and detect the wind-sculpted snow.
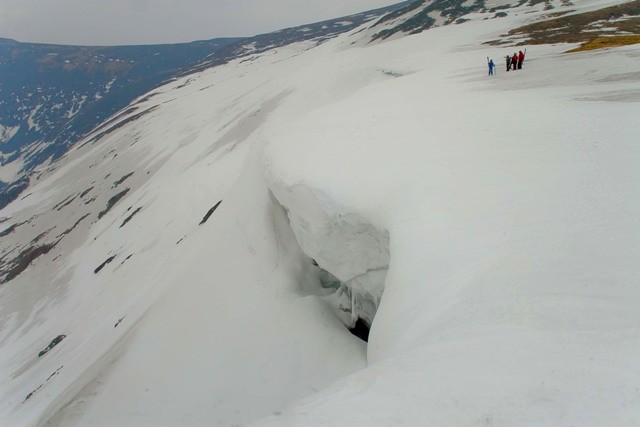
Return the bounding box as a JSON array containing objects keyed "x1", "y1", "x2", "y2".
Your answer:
[{"x1": 268, "y1": 183, "x2": 390, "y2": 329}]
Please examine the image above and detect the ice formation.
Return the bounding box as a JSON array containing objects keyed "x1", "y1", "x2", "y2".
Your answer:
[{"x1": 268, "y1": 183, "x2": 389, "y2": 330}]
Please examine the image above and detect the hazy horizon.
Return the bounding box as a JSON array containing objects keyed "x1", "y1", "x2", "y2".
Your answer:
[{"x1": 0, "y1": 0, "x2": 402, "y2": 46}]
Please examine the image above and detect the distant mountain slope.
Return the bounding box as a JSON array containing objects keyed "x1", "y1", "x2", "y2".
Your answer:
[{"x1": 0, "y1": 37, "x2": 241, "y2": 200}]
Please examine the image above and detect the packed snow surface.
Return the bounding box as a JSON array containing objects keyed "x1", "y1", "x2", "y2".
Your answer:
[{"x1": 1, "y1": 1, "x2": 639, "y2": 426}]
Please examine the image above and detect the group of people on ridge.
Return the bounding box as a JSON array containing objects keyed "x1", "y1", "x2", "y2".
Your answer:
[
  {"x1": 506, "y1": 50, "x2": 526, "y2": 71},
  {"x1": 486, "y1": 49, "x2": 526, "y2": 76}
]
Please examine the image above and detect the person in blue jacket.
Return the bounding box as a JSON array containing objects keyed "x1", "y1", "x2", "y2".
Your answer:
[{"x1": 487, "y1": 57, "x2": 495, "y2": 76}]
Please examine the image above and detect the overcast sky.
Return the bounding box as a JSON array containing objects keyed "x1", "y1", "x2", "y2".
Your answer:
[{"x1": 0, "y1": 0, "x2": 402, "y2": 46}]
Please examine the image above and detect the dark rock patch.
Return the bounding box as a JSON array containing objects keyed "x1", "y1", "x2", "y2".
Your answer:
[
  {"x1": 80, "y1": 187, "x2": 94, "y2": 198},
  {"x1": 0, "y1": 222, "x2": 19, "y2": 238},
  {"x1": 112, "y1": 172, "x2": 134, "y2": 188},
  {"x1": 56, "y1": 213, "x2": 91, "y2": 239},
  {"x1": 23, "y1": 366, "x2": 63, "y2": 403},
  {"x1": 30, "y1": 228, "x2": 53, "y2": 245},
  {"x1": 90, "y1": 107, "x2": 138, "y2": 136},
  {"x1": 120, "y1": 206, "x2": 142, "y2": 228},
  {"x1": 371, "y1": 0, "x2": 485, "y2": 41},
  {"x1": 52, "y1": 193, "x2": 76, "y2": 211},
  {"x1": 98, "y1": 188, "x2": 130, "y2": 219},
  {"x1": 56, "y1": 194, "x2": 79, "y2": 211},
  {"x1": 0, "y1": 176, "x2": 30, "y2": 211},
  {"x1": 80, "y1": 106, "x2": 159, "y2": 148},
  {"x1": 0, "y1": 214, "x2": 87, "y2": 282},
  {"x1": 94, "y1": 255, "x2": 116, "y2": 274},
  {"x1": 38, "y1": 335, "x2": 67, "y2": 357},
  {"x1": 114, "y1": 317, "x2": 125, "y2": 328},
  {"x1": 199, "y1": 200, "x2": 223, "y2": 225},
  {"x1": 176, "y1": 78, "x2": 195, "y2": 89}
]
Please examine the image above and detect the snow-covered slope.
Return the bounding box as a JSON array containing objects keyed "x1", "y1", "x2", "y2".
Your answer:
[
  {"x1": 1, "y1": 1, "x2": 639, "y2": 426},
  {"x1": 0, "y1": 1, "x2": 405, "y2": 209}
]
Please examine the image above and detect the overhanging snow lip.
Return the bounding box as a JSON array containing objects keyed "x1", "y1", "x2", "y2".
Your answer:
[{"x1": 266, "y1": 183, "x2": 390, "y2": 336}]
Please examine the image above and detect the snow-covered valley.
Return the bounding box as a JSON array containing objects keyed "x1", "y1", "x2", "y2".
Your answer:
[{"x1": 1, "y1": 1, "x2": 639, "y2": 426}]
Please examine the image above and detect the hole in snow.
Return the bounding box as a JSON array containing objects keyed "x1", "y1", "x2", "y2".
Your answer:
[
  {"x1": 315, "y1": 262, "x2": 380, "y2": 342},
  {"x1": 349, "y1": 318, "x2": 370, "y2": 342}
]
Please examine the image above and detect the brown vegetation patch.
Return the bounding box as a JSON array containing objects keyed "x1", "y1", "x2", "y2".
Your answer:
[
  {"x1": 567, "y1": 34, "x2": 640, "y2": 51},
  {"x1": 485, "y1": 1, "x2": 640, "y2": 47}
]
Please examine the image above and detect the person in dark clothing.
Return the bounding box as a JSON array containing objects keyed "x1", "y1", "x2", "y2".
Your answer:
[
  {"x1": 505, "y1": 54, "x2": 511, "y2": 72},
  {"x1": 518, "y1": 50, "x2": 525, "y2": 69},
  {"x1": 512, "y1": 52, "x2": 518, "y2": 70},
  {"x1": 488, "y1": 58, "x2": 495, "y2": 76}
]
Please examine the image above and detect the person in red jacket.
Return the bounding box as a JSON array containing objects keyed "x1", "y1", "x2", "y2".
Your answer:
[
  {"x1": 512, "y1": 52, "x2": 518, "y2": 70},
  {"x1": 518, "y1": 50, "x2": 525, "y2": 69}
]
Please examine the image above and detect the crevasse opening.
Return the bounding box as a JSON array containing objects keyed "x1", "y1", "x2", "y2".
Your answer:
[
  {"x1": 268, "y1": 185, "x2": 390, "y2": 342},
  {"x1": 315, "y1": 265, "x2": 380, "y2": 342}
]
